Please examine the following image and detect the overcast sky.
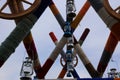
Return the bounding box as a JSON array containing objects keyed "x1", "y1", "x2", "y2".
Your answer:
[{"x1": 0, "y1": 0, "x2": 120, "y2": 80}]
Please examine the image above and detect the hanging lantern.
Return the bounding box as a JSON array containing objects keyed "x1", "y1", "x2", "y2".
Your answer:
[
  {"x1": 66, "y1": 0, "x2": 76, "y2": 18},
  {"x1": 107, "y1": 68, "x2": 119, "y2": 78},
  {"x1": 20, "y1": 57, "x2": 33, "y2": 80}
]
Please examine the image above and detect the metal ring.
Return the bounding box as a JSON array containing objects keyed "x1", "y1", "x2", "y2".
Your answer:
[
  {"x1": 0, "y1": 0, "x2": 41, "y2": 19},
  {"x1": 103, "y1": 0, "x2": 120, "y2": 20}
]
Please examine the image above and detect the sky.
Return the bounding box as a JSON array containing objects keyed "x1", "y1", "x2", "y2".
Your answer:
[{"x1": 0, "y1": 0, "x2": 120, "y2": 80}]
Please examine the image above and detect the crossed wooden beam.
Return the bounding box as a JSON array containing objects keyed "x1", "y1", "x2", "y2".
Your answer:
[{"x1": 0, "y1": 0, "x2": 120, "y2": 79}]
